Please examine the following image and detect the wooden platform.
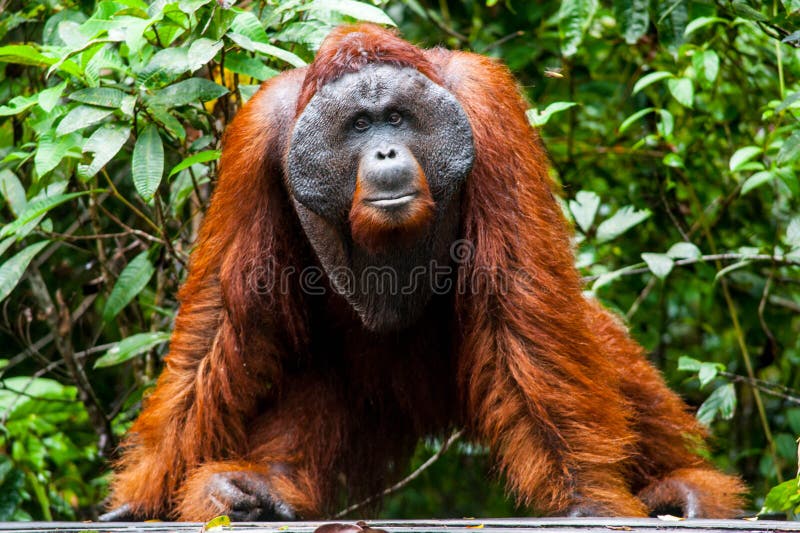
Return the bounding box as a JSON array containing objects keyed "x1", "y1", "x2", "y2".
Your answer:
[{"x1": 1, "y1": 519, "x2": 798, "y2": 533}]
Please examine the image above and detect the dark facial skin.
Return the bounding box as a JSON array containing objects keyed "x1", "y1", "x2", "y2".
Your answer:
[{"x1": 286, "y1": 64, "x2": 475, "y2": 332}]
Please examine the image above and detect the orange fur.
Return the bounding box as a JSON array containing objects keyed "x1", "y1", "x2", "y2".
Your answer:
[{"x1": 108, "y1": 24, "x2": 745, "y2": 521}]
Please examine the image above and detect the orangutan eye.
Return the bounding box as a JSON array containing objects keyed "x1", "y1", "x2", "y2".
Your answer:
[
  {"x1": 388, "y1": 112, "x2": 402, "y2": 125},
  {"x1": 354, "y1": 117, "x2": 370, "y2": 131}
]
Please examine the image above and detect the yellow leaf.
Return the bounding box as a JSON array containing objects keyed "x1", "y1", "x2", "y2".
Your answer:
[{"x1": 204, "y1": 515, "x2": 232, "y2": 530}]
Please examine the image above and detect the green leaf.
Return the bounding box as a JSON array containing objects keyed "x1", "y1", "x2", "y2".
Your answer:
[
  {"x1": 662, "y1": 153, "x2": 684, "y2": 168},
  {"x1": 613, "y1": 0, "x2": 649, "y2": 44},
  {"x1": 55, "y1": 105, "x2": 113, "y2": 136},
  {"x1": 34, "y1": 132, "x2": 81, "y2": 178},
  {"x1": 692, "y1": 49, "x2": 719, "y2": 89},
  {"x1": 777, "y1": 130, "x2": 800, "y2": 165},
  {"x1": 684, "y1": 16, "x2": 725, "y2": 37},
  {"x1": 179, "y1": 0, "x2": 213, "y2": 15},
  {"x1": 678, "y1": 355, "x2": 702, "y2": 371},
  {"x1": 229, "y1": 10, "x2": 270, "y2": 43},
  {"x1": 657, "y1": 109, "x2": 674, "y2": 138},
  {"x1": 38, "y1": 82, "x2": 67, "y2": 112},
  {"x1": 526, "y1": 101, "x2": 578, "y2": 127},
  {"x1": 777, "y1": 91, "x2": 800, "y2": 113},
  {"x1": 146, "y1": 105, "x2": 186, "y2": 142},
  {"x1": 0, "y1": 95, "x2": 38, "y2": 117},
  {"x1": 0, "y1": 241, "x2": 49, "y2": 302},
  {"x1": 304, "y1": 0, "x2": 396, "y2": 26},
  {"x1": 0, "y1": 460, "x2": 24, "y2": 520},
  {"x1": 731, "y1": 2, "x2": 767, "y2": 22},
  {"x1": 0, "y1": 191, "x2": 98, "y2": 239},
  {"x1": 760, "y1": 478, "x2": 800, "y2": 515},
  {"x1": 666, "y1": 77, "x2": 693, "y2": 108},
  {"x1": 78, "y1": 124, "x2": 130, "y2": 180},
  {"x1": 0, "y1": 44, "x2": 52, "y2": 67},
  {"x1": 94, "y1": 331, "x2": 171, "y2": 368},
  {"x1": 148, "y1": 78, "x2": 229, "y2": 108},
  {"x1": 169, "y1": 150, "x2": 221, "y2": 177},
  {"x1": 641, "y1": 252, "x2": 674, "y2": 280},
  {"x1": 227, "y1": 33, "x2": 307, "y2": 68},
  {"x1": 223, "y1": 52, "x2": 277, "y2": 81},
  {"x1": 656, "y1": 0, "x2": 688, "y2": 54},
  {"x1": 667, "y1": 242, "x2": 701, "y2": 259},
  {"x1": 787, "y1": 218, "x2": 800, "y2": 248},
  {"x1": 277, "y1": 21, "x2": 333, "y2": 49},
  {"x1": 0, "y1": 170, "x2": 27, "y2": 217},
  {"x1": 632, "y1": 71, "x2": 673, "y2": 95},
  {"x1": 784, "y1": 30, "x2": 800, "y2": 45},
  {"x1": 697, "y1": 362, "x2": 725, "y2": 388},
  {"x1": 136, "y1": 48, "x2": 191, "y2": 89},
  {"x1": 729, "y1": 146, "x2": 762, "y2": 172},
  {"x1": 596, "y1": 205, "x2": 651, "y2": 242},
  {"x1": 740, "y1": 171, "x2": 775, "y2": 195},
  {"x1": 239, "y1": 84, "x2": 260, "y2": 104},
  {"x1": 122, "y1": 16, "x2": 152, "y2": 56},
  {"x1": 568, "y1": 190, "x2": 600, "y2": 233},
  {"x1": 69, "y1": 87, "x2": 128, "y2": 108},
  {"x1": 102, "y1": 251, "x2": 155, "y2": 322},
  {"x1": 696, "y1": 383, "x2": 736, "y2": 426},
  {"x1": 131, "y1": 124, "x2": 164, "y2": 200},
  {"x1": 0, "y1": 376, "x2": 75, "y2": 414},
  {"x1": 557, "y1": 0, "x2": 598, "y2": 57},
  {"x1": 619, "y1": 107, "x2": 655, "y2": 133},
  {"x1": 0, "y1": 238, "x2": 14, "y2": 259},
  {"x1": 186, "y1": 38, "x2": 224, "y2": 72}
]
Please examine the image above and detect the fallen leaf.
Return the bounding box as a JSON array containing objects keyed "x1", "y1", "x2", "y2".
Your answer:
[{"x1": 203, "y1": 515, "x2": 231, "y2": 531}]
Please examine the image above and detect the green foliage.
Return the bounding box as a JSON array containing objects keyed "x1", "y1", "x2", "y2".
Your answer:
[
  {"x1": 395, "y1": 0, "x2": 800, "y2": 517},
  {"x1": 0, "y1": 0, "x2": 402, "y2": 519},
  {"x1": 0, "y1": 0, "x2": 798, "y2": 521},
  {"x1": 762, "y1": 477, "x2": 800, "y2": 515},
  {"x1": 0, "y1": 375, "x2": 100, "y2": 520}
]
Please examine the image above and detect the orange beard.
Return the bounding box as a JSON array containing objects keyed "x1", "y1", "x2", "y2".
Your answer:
[{"x1": 348, "y1": 162, "x2": 435, "y2": 254}]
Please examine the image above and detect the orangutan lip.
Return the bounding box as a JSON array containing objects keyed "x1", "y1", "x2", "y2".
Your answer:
[{"x1": 365, "y1": 192, "x2": 418, "y2": 208}]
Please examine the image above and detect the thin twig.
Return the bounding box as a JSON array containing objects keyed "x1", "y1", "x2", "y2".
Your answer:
[
  {"x1": 626, "y1": 277, "x2": 657, "y2": 320},
  {"x1": 720, "y1": 371, "x2": 800, "y2": 405},
  {"x1": 583, "y1": 253, "x2": 800, "y2": 283},
  {"x1": 26, "y1": 270, "x2": 115, "y2": 458},
  {"x1": 769, "y1": 295, "x2": 800, "y2": 313},
  {"x1": 333, "y1": 429, "x2": 464, "y2": 519},
  {"x1": 481, "y1": 30, "x2": 525, "y2": 53},
  {"x1": 757, "y1": 273, "x2": 778, "y2": 350},
  {"x1": 2, "y1": 294, "x2": 98, "y2": 377},
  {"x1": 154, "y1": 193, "x2": 187, "y2": 267}
]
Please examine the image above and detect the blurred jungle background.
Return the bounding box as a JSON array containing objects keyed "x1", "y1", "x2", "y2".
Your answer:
[{"x1": 0, "y1": 0, "x2": 799, "y2": 522}]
